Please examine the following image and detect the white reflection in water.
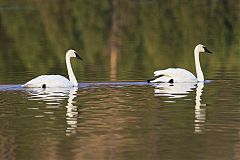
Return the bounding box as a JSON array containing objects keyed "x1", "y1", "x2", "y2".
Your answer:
[
  {"x1": 24, "y1": 87, "x2": 78, "y2": 136},
  {"x1": 194, "y1": 82, "x2": 206, "y2": 133},
  {"x1": 153, "y1": 82, "x2": 206, "y2": 133},
  {"x1": 65, "y1": 88, "x2": 78, "y2": 136},
  {"x1": 153, "y1": 83, "x2": 196, "y2": 99}
]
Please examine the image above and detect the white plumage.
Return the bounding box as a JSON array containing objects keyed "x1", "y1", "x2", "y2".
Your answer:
[
  {"x1": 23, "y1": 75, "x2": 75, "y2": 88},
  {"x1": 22, "y1": 49, "x2": 82, "y2": 88},
  {"x1": 148, "y1": 44, "x2": 212, "y2": 83},
  {"x1": 152, "y1": 68, "x2": 197, "y2": 83}
]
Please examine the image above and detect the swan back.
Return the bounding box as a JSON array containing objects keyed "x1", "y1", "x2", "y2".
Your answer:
[
  {"x1": 22, "y1": 75, "x2": 75, "y2": 88},
  {"x1": 152, "y1": 68, "x2": 197, "y2": 83}
]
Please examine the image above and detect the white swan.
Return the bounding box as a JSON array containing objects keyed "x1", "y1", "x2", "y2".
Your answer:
[
  {"x1": 147, "y1": 44, "x2": 212, "y2": 83},
  {"x1": 22, "y1": 49, "x2": 82, "y2": 88}
]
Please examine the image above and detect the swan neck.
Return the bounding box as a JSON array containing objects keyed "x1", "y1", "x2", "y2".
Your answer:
[
  {"x1": 66, "y1": 55, "x2": 78, "y2": 86},
  {"x1": 194, "y1": 49, "x2": 204, "y2": 82}
]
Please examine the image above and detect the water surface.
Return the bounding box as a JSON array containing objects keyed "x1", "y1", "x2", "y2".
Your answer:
[{"x1": 0, "y1": 77, "x2": 239, "y2": 160}]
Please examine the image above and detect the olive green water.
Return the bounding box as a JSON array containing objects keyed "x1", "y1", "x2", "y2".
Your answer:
[{"x1": 0, "y1": 1, "x2": 239, "y2": 160}]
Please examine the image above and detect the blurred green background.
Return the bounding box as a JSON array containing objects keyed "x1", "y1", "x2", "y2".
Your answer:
[{"x1": 0, "y1": 0, "x2": 239, "y2": 83}]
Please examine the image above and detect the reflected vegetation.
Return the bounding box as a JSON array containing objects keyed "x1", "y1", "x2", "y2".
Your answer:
[{"x1": 0, "y1": 0, "x2": 239, "y2": 83}]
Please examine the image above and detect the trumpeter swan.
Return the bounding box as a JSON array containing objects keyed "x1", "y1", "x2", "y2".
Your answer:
[
  {"x1": 22, "y1": 49, "x2": 82, "y2": 88},
  {"x1": 147, "y1": 44, "x2": 212, "y2": 83}
]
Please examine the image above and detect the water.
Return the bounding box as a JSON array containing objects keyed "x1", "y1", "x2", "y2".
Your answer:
[
  {"x1": 0, "y1": 76, "x2": 239, "y2": 160},
  {"x1": 0, "y1": 1, "x2": 240, "y2": 160}
]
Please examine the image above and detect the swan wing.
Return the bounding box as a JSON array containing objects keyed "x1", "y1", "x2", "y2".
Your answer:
[
  {"x1": 152, "y1": 68, "x2": 197, "y2": 83},
  {"x1": 22, "y1": 75, "x2": 74, "y2": 88}
]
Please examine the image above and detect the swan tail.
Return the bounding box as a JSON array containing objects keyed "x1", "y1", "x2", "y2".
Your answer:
[
  {"x1": 22, "y1": 83, "x2": 38, "y2": 88},
  {"x1": 21, "y1": 83, "x2": 33, "y2": 88},
  {"x1": 147, "y1": 74, "x2": 164, "y2": 83},
  {"x1": 147, "y1": 76, "x2": 166, "y2": 83},
  {"x1": 147, "y1": 78, "x2": 156, "y2": 83},
  {"x1": 22, "y1": 81, "x2": 45, "y2": 88},
  {"x1": 148, "y1": 75, "x2": 173, "y2": 83}
]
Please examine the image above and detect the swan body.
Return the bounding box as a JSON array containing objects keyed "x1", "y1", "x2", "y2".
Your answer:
[
  {"x1": 152, "y1": 68, "x2": 197, "y2": 83},
  {"x1": 148, "y1": 44, "x2": 211, "y2": 83},
  {"x1": 23, "y1": 75, "x2": 75, "y2": 88},
  {"x1": 22, "y1": 49, "x2": 82, "y2": 88}
]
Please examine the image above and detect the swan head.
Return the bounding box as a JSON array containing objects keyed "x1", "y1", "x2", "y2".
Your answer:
[
  {"x1": 66, "y1": 49, "x2": 83, "y2": 60},
  {"x1": 195, "y1": 44, "x2": 212, "y2": 54}
]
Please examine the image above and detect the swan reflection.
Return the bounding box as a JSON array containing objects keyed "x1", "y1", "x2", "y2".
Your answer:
[
  {"x1": 153, "y1": 83, "x2": 196, "y2": 99},
  {"x1": 194, "y1": 82, "x2": 206, "y2": 133},
  {"x1": 65, "y1": 88, "x2": 78, "y2": 136},
  {"x1": 152, "y1": 82, "x2": 206, "y2": 133},
  {"x1": 24, "y1": 87, "x2": 78, "y2": 136}
]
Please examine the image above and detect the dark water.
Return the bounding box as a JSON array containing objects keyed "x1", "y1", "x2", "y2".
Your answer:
[{"x1": 0, "y1": 1, "x2": 240, "y2": 160}]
